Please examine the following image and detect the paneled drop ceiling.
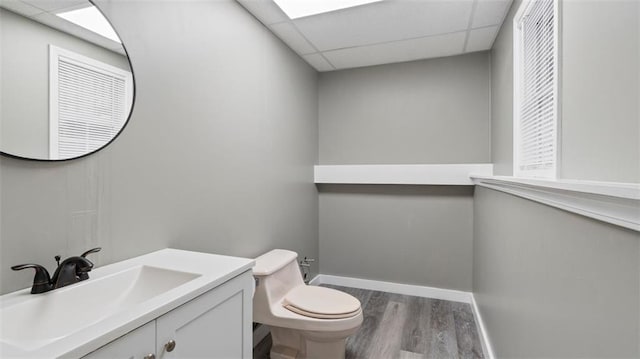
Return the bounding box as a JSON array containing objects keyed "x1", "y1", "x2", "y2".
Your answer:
[
  {"x1": 238, "y1": 0, "x2": 513, "y2": 71},
  {"x1": 0, "y1": 0, "x2": 124, "y2": 54}
]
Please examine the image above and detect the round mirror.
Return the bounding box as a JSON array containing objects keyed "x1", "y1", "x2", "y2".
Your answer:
[{"x1": 0, "y1": 0, "x2": 135, "y2": 161}]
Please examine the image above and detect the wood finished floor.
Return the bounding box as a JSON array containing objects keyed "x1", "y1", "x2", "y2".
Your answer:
[{"x1": 253, "y1": 284, "x2": 485, "y2": 359}]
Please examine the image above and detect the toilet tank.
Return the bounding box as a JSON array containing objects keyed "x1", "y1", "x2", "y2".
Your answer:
[{"x1": 253, "y1": 249, "x2": 305, "y2": 320}]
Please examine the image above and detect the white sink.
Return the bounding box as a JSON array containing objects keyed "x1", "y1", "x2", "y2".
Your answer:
[
  {"x1": 0, "y1": 248, "x2": 254, "y2": 358},
  {"x1": 1, "y1": 266, "x2": 199, "y2": 349}
]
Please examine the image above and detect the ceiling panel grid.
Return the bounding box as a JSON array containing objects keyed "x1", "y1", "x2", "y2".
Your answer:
[{"x1": 238, "y1": 0, "x2": 513, "y2": 71}]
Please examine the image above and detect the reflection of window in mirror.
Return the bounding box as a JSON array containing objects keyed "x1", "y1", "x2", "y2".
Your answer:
[{"x1": 49, "y1": 45, "x2": 133, "y2": 160}]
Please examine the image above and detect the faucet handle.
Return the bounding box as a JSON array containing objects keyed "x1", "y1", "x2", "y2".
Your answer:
[
  {"x1": 11, "y1": 264, "x2": 52, "y2": 294},
  {"x1": 81, "y1": 247, "x2": 101, "y2": 258},
  {"x1": 78, "y1": 248, "x2": 100, "y2": 281}
]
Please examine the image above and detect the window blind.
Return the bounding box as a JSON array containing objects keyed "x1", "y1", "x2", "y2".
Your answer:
[
  {"x1": 514, "y1": 0, "x2": 558, "y2": 178},
  {"x1": 50, "y1": 46, "x2": 131, "y2": 160}
]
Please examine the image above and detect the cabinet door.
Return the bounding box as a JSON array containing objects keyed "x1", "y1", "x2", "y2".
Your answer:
[
  {"x1": 156, "y1": 271, "x2": 253, "y2": 359},
  {"x1": 82, "y1": 321, "x2": 155, "y2": 359}
]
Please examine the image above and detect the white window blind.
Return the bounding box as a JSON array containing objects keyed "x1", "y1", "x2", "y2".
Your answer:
[
  {"x1": 49, "y1": 46, "x2": 132, "y2": 160},
  {"x1": 513, "y1": 0, "x2": 559, "y2": 178}
]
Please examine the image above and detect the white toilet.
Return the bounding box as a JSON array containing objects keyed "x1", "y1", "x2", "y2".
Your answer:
[{"x1": 253, "y1": 249, "x2": 363, "y2": 359}]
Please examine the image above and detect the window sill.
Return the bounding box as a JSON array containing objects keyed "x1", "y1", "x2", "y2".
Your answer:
[{"x1": 471, "y1": 175, "x2": 640, "y2": 232}]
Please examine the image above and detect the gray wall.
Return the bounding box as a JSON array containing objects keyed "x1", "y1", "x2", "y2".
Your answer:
[
  {"x1": 477, "y1": 0, "x2": 640, "y2": 356},
  {"x1": 319, "y1": 185, "x2": 474, "y2": 291},
  {"x1": 561, "y1": 0, "x2": 640, "y2": 182},
  {"x1": 319, "y1": 52, "x2": 491, "y2": 164},
  {"x1": 489, "y1": 0, "x2": 520, "y2": 176},
  {"x1": 0, "y1": 8, "x2": 130, "y2": 159},
  {"x1": 0, "y1": 0, "x2": 319, "y2": 295},
  {"x1": 318, "y1": 54, "x2": 491, "y2": 291},
  {"x1": 474, "y1": 187, "x2": 639, "y2": 358}
]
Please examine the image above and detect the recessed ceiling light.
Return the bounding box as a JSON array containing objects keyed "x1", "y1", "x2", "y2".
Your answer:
[
  {"x1": 57, "y1": 5, "x2": 121, "y2": 43},
  {"x1": 273, "y1": 0, "x2": 383, "y2": 19}
]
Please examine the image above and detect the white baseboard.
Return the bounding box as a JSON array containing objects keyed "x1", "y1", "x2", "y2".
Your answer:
[
  {"x1": 308, "y1": 274, "x2": 322, "y2": 286},
  {"x1": 252, "y1": 323, "x2": 270, "y2": 348},
  {"x1": 471, "y1": 294, "x2": 495, "y2": 359},
  {"x1": 310, "y1": 274, "x2": 472, "y2": 303}
]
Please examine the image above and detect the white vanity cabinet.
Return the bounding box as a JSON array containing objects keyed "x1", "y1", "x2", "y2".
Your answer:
[
  {"x1": 83, "y1": 270, "x2": 253, "y2": 359},
  {"x1": 82, "y1": 322, "x2": 155, "y2": 359}
]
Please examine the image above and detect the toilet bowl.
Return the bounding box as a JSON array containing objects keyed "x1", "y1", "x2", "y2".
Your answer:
[{"x1": 253, "y1": 249, "x2": 363, "y2": 359}]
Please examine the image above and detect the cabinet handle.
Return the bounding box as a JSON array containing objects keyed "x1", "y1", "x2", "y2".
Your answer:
[
  {"x1": 143, "y1": 354, "x2": 155, "y2": 359},
  {"x1": 165, "y1": 339, "x2": 176, "y2": 352}
]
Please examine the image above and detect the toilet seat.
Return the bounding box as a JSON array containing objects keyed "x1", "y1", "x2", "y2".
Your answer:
[{"x1": 283, "y1": 286, "x2": 361, "y2": 319}]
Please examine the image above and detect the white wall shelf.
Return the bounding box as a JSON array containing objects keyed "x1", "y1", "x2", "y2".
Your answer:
[
  {"x1": 314, "y1": 165, "x2": 640, "y2": 231},
  {"x1": 471, "y1": 175, "x2": 640, "y2": 232},
  {"x1": 314, "y1": 164, "x2": 494, "y2": 185}
]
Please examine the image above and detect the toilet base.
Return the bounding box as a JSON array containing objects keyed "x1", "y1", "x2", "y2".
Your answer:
[
  {"x1": 270, "y1": 344, "x2": 298, "y2": 359},
  {"x1": 269, "y1": 326, "x2": 352, "y2": 359}
]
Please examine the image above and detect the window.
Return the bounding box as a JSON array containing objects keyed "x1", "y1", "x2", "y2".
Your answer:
[
  {"x1": 49, "y1": 45, "x2": 133, "y2": 160},
  {"x1": 513, "y1": 0, "x2": 559, "y2": 179}
]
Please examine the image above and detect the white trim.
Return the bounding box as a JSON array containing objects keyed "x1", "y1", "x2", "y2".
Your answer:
[
  {"x1": 471, "y1": 294, "x2": 496, "y2": 359},
  {"x1": 471, "y1": 175, "x2": 640, "y2": 232},
  {"x1": 49, "y1": 47, "x2": 61, "y2": 159},
  {"x1": 310, "y1": 274, "x2": 472, "y2": 303},
  {"x1": 308, "y1": 274, "x2": 322, "y2": 286},
  {"x1": 512, "y1": 2, "x2": 522, "y2": 178},
  {"x1": 472, "y1": 175, "x2": 640, "y2": 199},
  {"x1": 314, "y1": 164, "x2": 493, "y2": 185}
]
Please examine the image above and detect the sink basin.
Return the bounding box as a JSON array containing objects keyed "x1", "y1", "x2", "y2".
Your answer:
[
  {"x1": 1, "y1": 265, "x2": 199, "y2": 349},
  {"x1": 0, "y1": 248, "x2": 254, "y2": 358}
]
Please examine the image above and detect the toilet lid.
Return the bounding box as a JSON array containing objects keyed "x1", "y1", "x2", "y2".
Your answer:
[{"x1": 283, "y1": 286, "x2": 361, "y2": 319}]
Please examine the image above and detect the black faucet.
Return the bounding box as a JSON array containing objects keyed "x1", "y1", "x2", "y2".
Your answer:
[{"x1": 11, "y1": 247, "x2": 101, "y2": 294}]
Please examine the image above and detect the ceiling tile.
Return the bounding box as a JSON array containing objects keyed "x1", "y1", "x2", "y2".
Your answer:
[
  {"x1": 472, "y1": 0, "x2": 512, "y2": 28},
  {"x1": 237, "y1": 0, "x2": 514, "y2": 71},
  {"x1": 302, "y1": 53, "x2": 335, "y2": 72},
  {"x1": 323, "y1": 31, "x2": 467, "y2": 70},
  {"x1": 270, "y1": 22, "x2": 316, "y2": 55},
  {"x1": 236, "y1": 0, "x2": 287, "y2": 25},
  {"x1": 293, "y1": 0, "x2": 473, "y2": 51},
  {"x1": 465, "y1": 25, "x2": 499, "y2": 52}
]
